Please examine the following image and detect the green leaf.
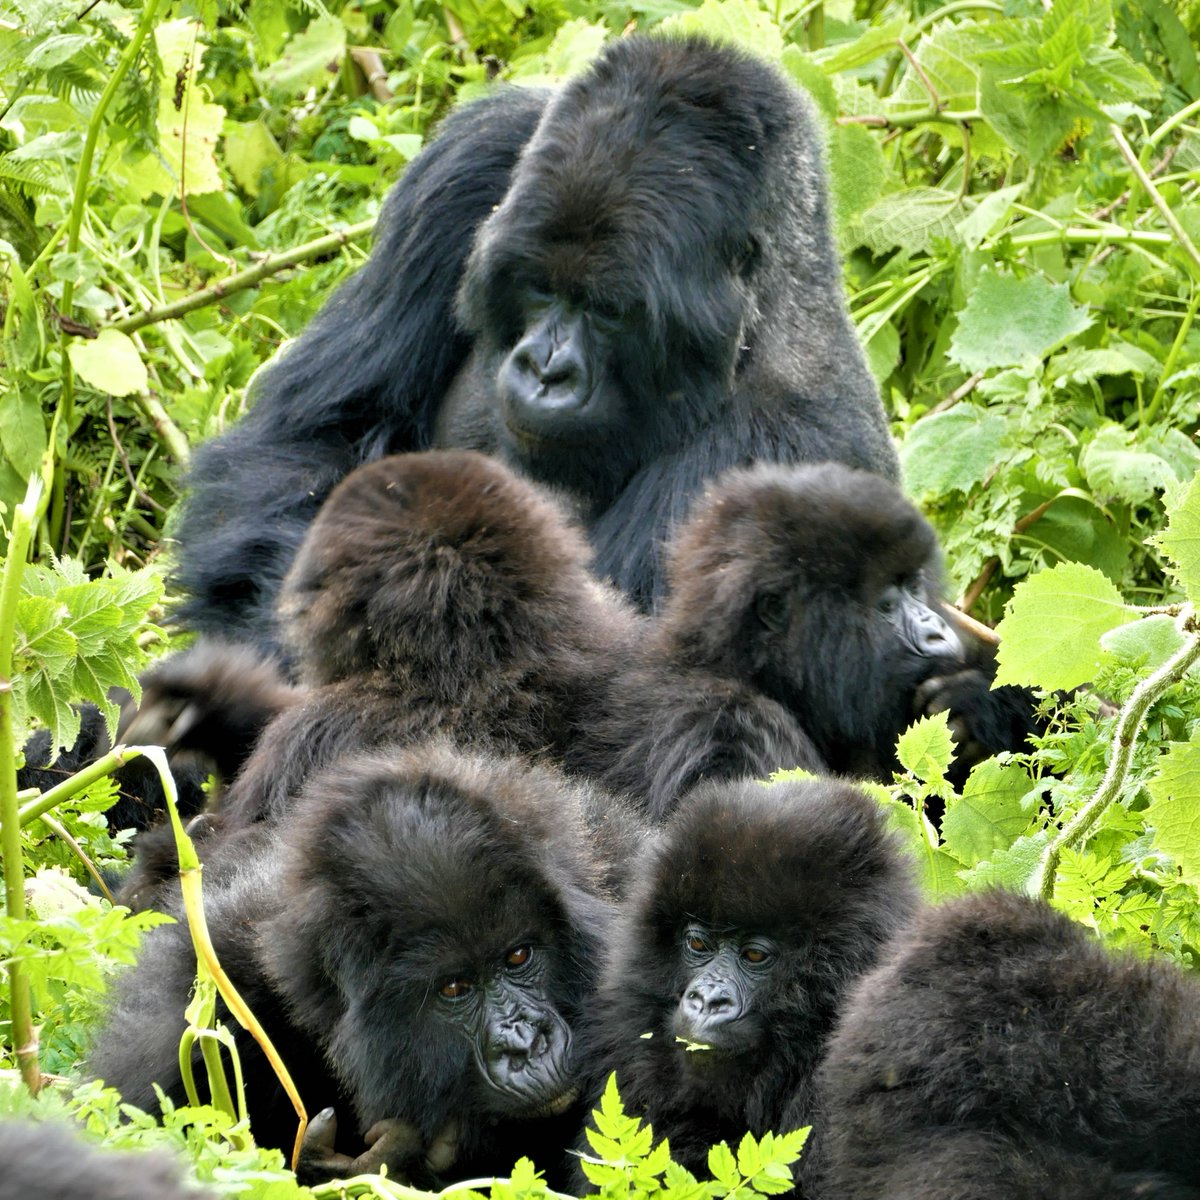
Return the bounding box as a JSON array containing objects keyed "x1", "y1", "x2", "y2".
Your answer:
[
  {"x1": 1146, "y1": 734, "x2": 1200, "y2": 890},
  {"x1": 709, "y1": 1141, "x2": 739, "y2": 1188},
  {"x1": 258, "y1": 14, "x2": 347, "y2": 94},
  {"x1": 941, "y1": 759, "x2": 1033, "y2": 867},
  {"x1": 855, "y1": 187, "x2": 960, "y2": 256},
  {"x1": 222, "y1": 121, "x2": 284, "y2": 199},
  {"x1": 994, "y1": 562, "x2": 1131, "y2": 690},
  {"x1": 0, "y1": 391, "x2": 45, "y2": 479},
  {"x1": 958, "y1": 830, "x2": 1051, "y2": 892},
  {"x1": 1080, "y1": 424, "x2": 1177, "y2": 506},
  {"x1": 152, "y1": 20, "x2": 227, "y2": 198},
  {"x1": 816, "y1": 17, "x2": 905, "y2": 73},
  {"x1": 901, "y1": 408, "x2": 1007, "y2": 500},
  {"x1": 828, "y1": 123, "x2": 886, "y2": 237},
  {"x1": 956, "y1": 182, "x2": 1025, "y2": 251},
  {"x1": 1100, "y1": 614, "x2": 1187, "y2": 671},
  {"x1": 895, "y1": 711, "x2": 956, "y2": 783},
  {"x1": 67, "y1": 329, "x2": 147, "y2": 397},
  {"x1": 661, "y1": 0, "x2": 783, "y2": 58},
  {"x1": 950, "y1": 270, "x2": 1093, "y2": 373},
  {"x1": 781, "y1": 47, "x2": 836, "y2": 122},
  {"x1": 1155, "y1": 473, "x2": 1200, "y2": 603}
]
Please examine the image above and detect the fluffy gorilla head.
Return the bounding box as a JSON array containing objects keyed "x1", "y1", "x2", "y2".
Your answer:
[
  {"x1": 278, "y1": 449, "x2": 631, "y2": 687},
  {"x1": 660, "y1": 461, "x2": 962, "y2": 776},
  {"x1": 458, "y1": 35, "x2": 833, "y2": 504},
  {"x1": 0, "y1": 1122, "x2": 211, "y2": 1200},
  {"x1": 818, "y1": 890, "x2": 1200, "y2": 1200},
  {"x1": 585, "y1": 776, "x2": 917, "y2": 1169},
  {"x1": 257, "y1": 742, "x2": 617, "y2": 1147}
]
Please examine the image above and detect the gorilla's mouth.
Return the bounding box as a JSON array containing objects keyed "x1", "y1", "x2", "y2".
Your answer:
[{"x1": 536, "y1": 1082, "x2": 581, "y2": 1116}]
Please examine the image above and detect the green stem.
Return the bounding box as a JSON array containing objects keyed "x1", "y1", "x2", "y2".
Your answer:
[
  {"x1": 837, "y1": 107, "x2": 983, "y2": 129},
  {"x1": 914, "y1": 0, "x2": 1002, "y2": 30},
  {"x1": 0, "y1": 476, "x2": 46, "y2": 1093},
  {"x1": 110, "y1": 218, "x2": 376, "y2": 335},
  {"x1": 1003, "y1": 226, "x2": 1173, "y2": 252},
  {"x1": 18, "y1": 745, "x2": 141, "y2": 827},
  {"x1": 51, "y1": 0, "x2": 168, "y2": 546},
  {"x1": 1147, "y1": 96, "x2": 1200, "y2": 150},
  {"x1": 1144, "y1": 287, "x2": 1199, "y2": 426},
  {"x1": 1034, "y1": 614, "x2": 1200, "y2": 901},
  {"x1": 1109, "y1": 122, "x2": 1200, "y2": 277}
]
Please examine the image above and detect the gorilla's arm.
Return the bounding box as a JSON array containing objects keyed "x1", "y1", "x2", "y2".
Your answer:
[
  {"x1": 172, "y1": 87, "x2": 549, "y2": 650},
  {"x1": 574, "y1": 671, "x2": 826, "y2": 820}
]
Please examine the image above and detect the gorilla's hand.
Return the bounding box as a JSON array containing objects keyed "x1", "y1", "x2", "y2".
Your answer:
[
  {"x1": 914, "y1": 668, "x2": 990, "y2": 769},
  {"x1": 915, "y1": 670, "x2": 1041, "y2": 779},
  {"x1": 297, "y1": 1108, "x2": 457, "y2": 1185}
]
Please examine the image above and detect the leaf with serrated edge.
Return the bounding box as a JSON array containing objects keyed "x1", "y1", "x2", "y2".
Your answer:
[
  {"x1": 994, "y1": 562, "x2": 1131, "y2": 690},
  {"x1": 895, "y1": 711, "x2": 955, "y2": 783},
  {"x1": 1146, "y1": 734, "x2": 1200, "y2": 890},
  {"x1": 1156, "y1": 473, "x2": 1200, "y2": 603}
]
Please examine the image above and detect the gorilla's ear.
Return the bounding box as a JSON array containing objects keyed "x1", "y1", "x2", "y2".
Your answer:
[{"x1": 754, "y1": 591, "x2": 789, "y2": 634}]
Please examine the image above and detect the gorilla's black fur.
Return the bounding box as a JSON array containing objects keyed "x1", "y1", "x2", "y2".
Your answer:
[
  {"x1": 91, "y1": 745, "x2": 636, "y2": 1185},
  {"x1": 580, "y1": 777, "x2": 917, "y2": 1189},
  {"x1": 172, "y1": 35, "x2": 896, "y2": 653},
  {"x1": 0, "y1": 1122, "x2": 212, "y2": 1200},
  {"x1": 570, "y1": 462, "x2": 1038, "y2": 818},
  {"x1": 214, "y1": 449, "x2": 637, "y2": 833},
  {"x1": 818, "y1": 890, "x2": 1200, "y2": 1200}
]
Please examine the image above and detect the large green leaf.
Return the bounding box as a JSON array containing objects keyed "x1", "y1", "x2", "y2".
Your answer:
[
  {"x1": 950, "y1": 270, "x2": 1093, "y2": 373},
  {"x1": 901, "y1": 408, "x2": 1007, "y2": 500},
  {"x1": 994, "y1": 562, "x2": 1131, "y2": 690},
  {"x1": 1156, "y1": 473, "x2": 1200, "y2": 603}
]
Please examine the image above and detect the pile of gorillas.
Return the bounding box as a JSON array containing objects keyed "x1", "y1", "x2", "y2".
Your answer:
[{"x1": 49, "y1": 32, "x2": 1200, "y2": 1200}]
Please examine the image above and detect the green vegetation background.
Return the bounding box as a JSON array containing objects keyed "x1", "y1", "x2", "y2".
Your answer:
[{"x1": 3, "y1": 0, "x2": 1200, "y2": 1194}]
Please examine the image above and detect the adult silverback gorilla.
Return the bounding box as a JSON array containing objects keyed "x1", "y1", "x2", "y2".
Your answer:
[
  {"x1": 91, "y1": 744, "x2": 633, "y2": 1186},
  {"x1": 173, "y1": 35, "x2": 897, "y2": 652},
  {"x1": 819, "y1": 890, "x2": 1200, "y2": 1200},
  {"x1": 579, "y1": 777, "x2": 917, "y2": 1192}
]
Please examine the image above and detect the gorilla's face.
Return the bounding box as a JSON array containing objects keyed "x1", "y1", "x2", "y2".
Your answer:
[
  {"x1": 670, "y1": 924, "x2": 778, "y2": 1069},
  {"x1": 434, "y1": 939, "x2": 577, "y2": 1116},
  {"x1": 450, "y1": 51, "x2": 769, "y2": 508}
]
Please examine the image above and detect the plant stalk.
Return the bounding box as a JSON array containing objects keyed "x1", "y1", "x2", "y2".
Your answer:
[{"x1": 0, "y1": 476, "x2": 46, "y2": 1092}]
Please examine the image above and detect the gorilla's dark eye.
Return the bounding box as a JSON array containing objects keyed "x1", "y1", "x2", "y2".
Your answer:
[
  {"x1": 755, "y1": 592, "x2": 789, "y2": 633},
  {"x1": 505, "y1": 945, "x2": 532, "y2": 968},
  {"x1": 685, "y1": 931, "x2": 712, "y2": 954},
  {"x1": 877, "y1": 588, "x2": 900, "y2": 617},
  {"x1": 741, "y1": 946, "x2": 771, "y2": 965},
  {"x1": 440, "y1": 978, "x2": 473, "y2": 999}
]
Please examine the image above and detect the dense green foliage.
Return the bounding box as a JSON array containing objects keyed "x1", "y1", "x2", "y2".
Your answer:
[{"x1": 1, "y1": 0, "x2": 1200, "y2": 1192}]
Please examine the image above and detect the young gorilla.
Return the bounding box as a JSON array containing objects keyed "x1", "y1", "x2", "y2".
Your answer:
[
  {"x1": 0, "y1": 1121, "x2": 214, "y2": 1200},
  {"x1": 173, "y1": 35, "x2": 896, "y2": 654},
  {"x1": 818, "y1": 890, "x2": 1200, "y2": 1200},
  {"x1": 91, "y1": 744, "x2": 637, "y2": 1186},
  {"x1": 170, "y1": 450, "x2": 636, "y2": 832},
  {"x1": 570, "y1": 462, "x2": 1039, "y2": 818},
  {"x1": 580, "y1": 777, "x2": 918, "y2": 1191}
]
